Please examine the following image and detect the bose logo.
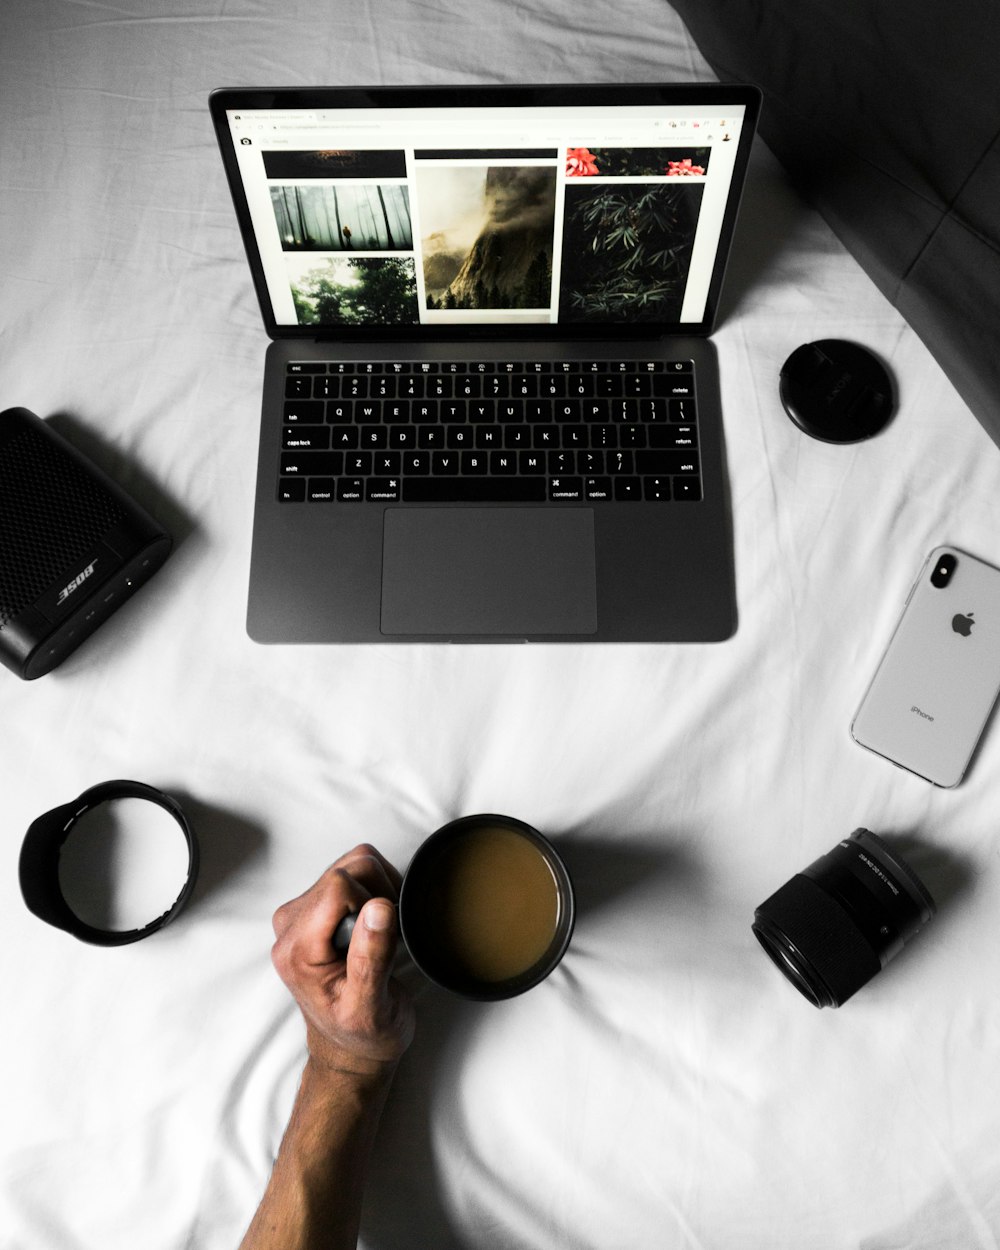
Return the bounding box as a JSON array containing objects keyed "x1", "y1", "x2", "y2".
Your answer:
[{"x1": 57, "y1": 560, "x2": 98, "y2": 605}]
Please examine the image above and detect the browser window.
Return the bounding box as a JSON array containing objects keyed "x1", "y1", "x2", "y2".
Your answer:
[{"x1": 224, "y1": 102, "x2": 749, "y2": 329}]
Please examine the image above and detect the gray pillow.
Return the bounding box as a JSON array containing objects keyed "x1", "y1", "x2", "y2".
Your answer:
[{"x1": 670, "y1": 0, "x2": 1000, "y2": 446}]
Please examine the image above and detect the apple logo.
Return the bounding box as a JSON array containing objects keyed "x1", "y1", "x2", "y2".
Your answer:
[{"x1": 952, "y1": 612, "x2": 975, "y2": 636}]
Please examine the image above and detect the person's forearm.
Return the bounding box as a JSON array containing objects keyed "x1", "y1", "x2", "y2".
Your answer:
[{"x1": 238, "y1": 1058, "x2": 396, "y2": 1250}]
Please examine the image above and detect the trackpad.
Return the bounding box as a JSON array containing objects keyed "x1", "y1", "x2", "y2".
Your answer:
[{"x1": 380, "y1": 508, "x2": 598, "y2": 636}]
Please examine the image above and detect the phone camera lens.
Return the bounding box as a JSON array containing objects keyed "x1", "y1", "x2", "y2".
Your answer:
[
  {"x1": 752, "y1": 829, "x2": 935, "y2": 1008},
  {"x1": 931, "y1": 553, "x2": 957, "y2": 588}
]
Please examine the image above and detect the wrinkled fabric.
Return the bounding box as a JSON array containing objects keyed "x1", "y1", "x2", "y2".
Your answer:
[{"x1": 3, "y1": 2, "x2": 1000, "y2": 1248}]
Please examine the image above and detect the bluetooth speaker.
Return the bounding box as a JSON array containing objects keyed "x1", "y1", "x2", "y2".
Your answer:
[{"x1": 0, "y1": 407, "x2": 171, "y2": 679}]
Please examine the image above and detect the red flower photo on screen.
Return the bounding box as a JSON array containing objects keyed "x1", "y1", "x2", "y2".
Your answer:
[
  {"x1": 566, "y1": 147, "x2": 600, "y2": 176},
  {"x1": 665, "y1": 158, "x2": 705, "y2": 176}
]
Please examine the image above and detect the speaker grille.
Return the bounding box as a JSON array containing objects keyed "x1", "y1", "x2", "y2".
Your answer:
[{"x1": 0, "y1": 426, "x2": 127, "y2": 627}]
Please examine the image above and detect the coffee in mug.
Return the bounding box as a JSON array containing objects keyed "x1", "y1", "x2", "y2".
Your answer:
[
  {"x1": 400, "y1": 815, "x2": 573, "y2": 998},
  {"x1": 333, "y1": 815, "x2": 574, "y2": 999}
]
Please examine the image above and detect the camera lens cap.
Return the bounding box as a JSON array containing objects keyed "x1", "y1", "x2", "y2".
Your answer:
[{"x1": 779, "y1": 339, "x2": 895, "y2": 443}]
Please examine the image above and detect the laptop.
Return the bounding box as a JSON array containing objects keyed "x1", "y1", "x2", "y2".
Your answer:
[{"x1": 209, "y1": 83, "x2": 760, "y2": 642}]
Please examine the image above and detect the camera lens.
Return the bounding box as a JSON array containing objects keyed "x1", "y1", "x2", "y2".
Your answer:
[
  {"x1": 752, "y1": 829, "x2": 935, "y2": 1007},
  {"x1": 931, "y1": 554, "x2": 956, "y2": 588}
]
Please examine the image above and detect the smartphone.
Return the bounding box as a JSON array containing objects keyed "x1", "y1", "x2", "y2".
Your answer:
[{"x1": 851, "y1": 546, "x2": 1000, "y2": 787}]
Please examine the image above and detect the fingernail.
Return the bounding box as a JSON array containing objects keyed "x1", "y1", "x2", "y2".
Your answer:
[{"x1": 364, "y1": 901, "x2": 394, "y2": 931}]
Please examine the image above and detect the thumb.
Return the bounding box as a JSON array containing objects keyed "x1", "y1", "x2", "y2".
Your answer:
[{"x1": 345, "y1": 899, "x2": 398, "y2": 990}]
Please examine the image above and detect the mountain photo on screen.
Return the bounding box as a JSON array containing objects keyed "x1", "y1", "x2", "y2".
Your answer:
[{"x1": 417, "y1": 164, "x2": 556, "y2": 315}]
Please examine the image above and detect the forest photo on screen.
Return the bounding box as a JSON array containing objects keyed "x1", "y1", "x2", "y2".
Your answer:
[
  {"x1": 270, "y1": 184, "x2": 412, "y2": 252},
  {"x1": 287, "y1": 256, "x2": 419, "y2": 326}
]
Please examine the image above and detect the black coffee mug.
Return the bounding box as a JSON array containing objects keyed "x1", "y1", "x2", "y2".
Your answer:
[{"x1": 336, "y1": 814, "x2": 575, "y2": 1001}]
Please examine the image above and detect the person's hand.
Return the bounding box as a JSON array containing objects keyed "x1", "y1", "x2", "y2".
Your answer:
[
  {"x1": 241, "y1": 849, "x2": 414, "y2": 1249},
  {"x1": 270, "y1": 844, "x2": 415, "y2": 1079}
]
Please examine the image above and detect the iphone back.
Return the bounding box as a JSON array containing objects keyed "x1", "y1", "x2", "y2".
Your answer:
[{"x1": 851, "y1": 546, "x2": 1000, "y2": 787}]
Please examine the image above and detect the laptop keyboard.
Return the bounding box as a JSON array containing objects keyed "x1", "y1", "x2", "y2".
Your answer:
[{"x1": 278, "y1": 360, "x2": 700, "y2": 504}]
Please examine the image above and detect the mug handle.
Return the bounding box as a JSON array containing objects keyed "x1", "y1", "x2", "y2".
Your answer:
[
  {"x1": 331, "y1": 907, "x2": 413, "y2": 978},
  {"x1": 332, "y1": 912, "x2": 356, "y2": 956}
]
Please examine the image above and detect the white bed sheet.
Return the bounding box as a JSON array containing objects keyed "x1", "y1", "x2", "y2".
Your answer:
[{"x1": 3, "y1": 2, "x2": 1000, "y2": 1247}]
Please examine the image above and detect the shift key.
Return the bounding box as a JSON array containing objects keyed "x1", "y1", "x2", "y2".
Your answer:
[
  {"x1": 279, "y1": 451, "x2": 342, "y2": 476},
  {"x1": 635, "y1": 450, "x2": 699, "y2": 475}
]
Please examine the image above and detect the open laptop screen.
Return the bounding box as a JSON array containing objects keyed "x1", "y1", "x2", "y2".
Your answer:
[{"x1": 211, "y1": 84, "x2": 760, "y2": 339}]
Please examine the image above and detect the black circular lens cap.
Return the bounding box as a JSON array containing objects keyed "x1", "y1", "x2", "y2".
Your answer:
[{"x1": 779, "y1": 339, "x2": 895, "y2": 443}]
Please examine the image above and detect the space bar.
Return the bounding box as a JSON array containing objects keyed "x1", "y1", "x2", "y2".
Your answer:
[{"x1": 402, "y1": 478, "x2": 546, "y2": 502}]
